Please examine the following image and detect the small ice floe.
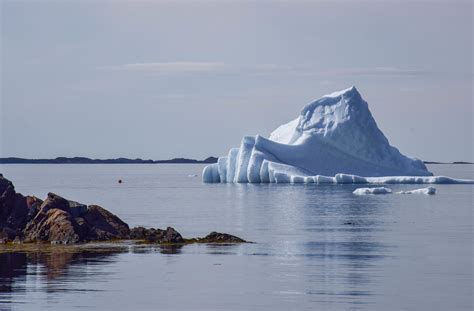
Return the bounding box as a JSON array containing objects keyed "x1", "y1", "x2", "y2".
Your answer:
[
  {"x1": 188, "y1": 174, "x2": 198, "y2": 178},
  {"x1": 353, "y1": 187, "x2": 392, "y2": 195},
  {"x1": 396, "y1": 187, "x2": 436, "y2": 195}
]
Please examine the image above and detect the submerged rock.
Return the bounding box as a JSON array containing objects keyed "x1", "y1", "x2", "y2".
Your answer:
[
  {"x1": 198, "y1": 232, "x2": 247, "y2": 243},
  {"x1": 129, "y1": 227, "x2": 247, "y2": 244},
  {"x1": 129, "y1": 226, "x2": 184, "y2": 244}
]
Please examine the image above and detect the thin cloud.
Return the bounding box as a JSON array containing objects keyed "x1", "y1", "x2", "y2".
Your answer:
[
  {"x1": 117, "y1": 62, "x2": 227, "y2": 73},
  {"x1": 99, "y1": 62, "x2": 431, "y2": 78},
  {"x1": 327, "y1": 67, "x2": 431, "y2": 77},
  {"x1": 100, "y1": 62, "x2": 294, "y2": 75}
]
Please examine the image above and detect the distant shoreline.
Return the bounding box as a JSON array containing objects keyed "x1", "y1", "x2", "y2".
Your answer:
[
  {"x1": 423, "y1": 161, "x2": 473, "y2": 165},
  {"x1": 0, "y1": 156, "x2": 218, "y2": 164},
  {"x1": 0, "y1": 157, "x2": 471, "y2": 165}
]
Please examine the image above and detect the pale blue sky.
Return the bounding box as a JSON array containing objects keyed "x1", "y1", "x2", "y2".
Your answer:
[{"x1": 1, "y1": 0, "x2": 472, "y2": 161}]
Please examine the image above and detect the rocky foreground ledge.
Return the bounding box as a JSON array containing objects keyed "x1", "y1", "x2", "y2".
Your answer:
[{"x1": 0, "y1": 175, "x2": 247, "y2": 245}]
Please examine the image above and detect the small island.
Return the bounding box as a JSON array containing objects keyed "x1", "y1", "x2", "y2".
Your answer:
[{"x1": 0, "y1": 156, "x2": 218, "y2": 164}]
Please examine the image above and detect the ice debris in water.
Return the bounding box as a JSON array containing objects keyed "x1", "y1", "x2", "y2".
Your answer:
[
  {"x1": 353, "y1": 187, "x2": 392, "y2": 195},
  {"x1": 353, "y1": 186, "x2": 437, "y2": 195},
  {"x1": 397, "y1": 187, "x2": 436, "y2": 195}
]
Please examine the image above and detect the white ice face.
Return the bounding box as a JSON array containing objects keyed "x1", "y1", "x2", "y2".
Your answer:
[{"x1": 202, "y1": 87, "x2": 473, "y2": 184}]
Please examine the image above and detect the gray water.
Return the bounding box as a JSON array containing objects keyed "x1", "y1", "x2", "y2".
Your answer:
[{"x1": 0, "y1": 164, "x2": 472, "y2": 310}]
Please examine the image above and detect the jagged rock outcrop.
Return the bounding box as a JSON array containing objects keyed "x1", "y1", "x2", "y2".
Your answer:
[
  {"x1": 0, "y1": 176, "x2": 129, "y2": 244},
  {"x1": 0, "y1": 175, "x2": 247, "y2": 245}
]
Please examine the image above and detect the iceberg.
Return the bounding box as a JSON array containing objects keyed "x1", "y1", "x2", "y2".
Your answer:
[{"x1": 203, "y1": 86, "x2": 474, "y2": 184}]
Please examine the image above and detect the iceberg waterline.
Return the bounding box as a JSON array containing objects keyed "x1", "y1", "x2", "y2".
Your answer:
[{"x1": 203, "y1": 86, "x2": 474, "y2": 184}]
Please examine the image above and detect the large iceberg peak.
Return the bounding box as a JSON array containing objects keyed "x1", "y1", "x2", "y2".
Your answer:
[
  {"x1": 203, "y1": 87, "x2": 434, "y2": 183},
  {"x1": 270, "y1": 85, "x2": 375, "y2": 145},
  {"x1": 322, "y1": 85, "x2": 360, "y2": 99},
  {"x1": 297, "y1": 85, "x2": 366, "y2": 136}
]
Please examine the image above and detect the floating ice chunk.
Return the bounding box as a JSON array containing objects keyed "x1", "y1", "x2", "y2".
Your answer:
[
  {"x1": 397, "y1": 187, "x2": 436, "y2": 195},
  {"x1": 353, "y1": 187, "x2": 392, "y2": 195}
]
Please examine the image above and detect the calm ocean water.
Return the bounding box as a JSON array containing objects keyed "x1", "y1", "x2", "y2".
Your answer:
[{"x1": 0, "y1": 164, "x2": 472, "y2": 310}]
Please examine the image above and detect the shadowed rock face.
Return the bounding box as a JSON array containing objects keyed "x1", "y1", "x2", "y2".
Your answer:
[
  {"x1": 82, "y1": 205, "x2": 130, "y2": 240},
  {"x1": 0, "y1": 177, "x2": 29, "y2": 241}
]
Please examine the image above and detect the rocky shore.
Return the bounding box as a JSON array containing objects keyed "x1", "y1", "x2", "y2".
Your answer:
[{"x1": 0, "y1": 175, "x2": 246, "y2": 245}]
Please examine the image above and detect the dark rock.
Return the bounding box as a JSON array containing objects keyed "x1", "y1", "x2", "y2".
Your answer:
[
  {"x1": 129, "y1": 226, "x2": 183, "y2": 243},
  {"x1": 129, "y1": 226, "x2": 165, "y2": 241},
  {"x1": 24, "y1": 208, "x2": 81, "y2": 244},
  {"x1": 38, "y1": 193, "x2": 70, "y2": 214},
  {"x1": 82, "y1": 205, "x2": 129, "y2": 240},
  {"x1": 0, "y1": 176, "x2": 29, "y2": 240},
  {"x1": 164, "y1": 227, "x2": 184, "y2": 243},
  {"x1": 129, "y1": 226, "x2": 150, "y2": 239},
  {"x1": 22, "y1": 193, "x2": 129, "y2": 244},
  {"x1": 26, "y1": 196, "x2": 43, "y2": 222},
  {"x1": 68, "y1": 200, "x2": 88, "y2": 218},
  {"x1": 0, "y1": 227, "x2": 16, "y2": 243},
  {"x1": 199, "y1": 232, "x2": 247, "y2": 243},
  {"x1": 36, "y1": 193, "x2": 87, "y2": 218}
]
